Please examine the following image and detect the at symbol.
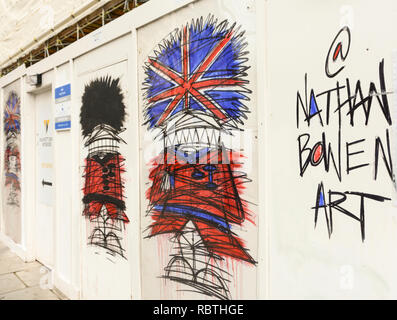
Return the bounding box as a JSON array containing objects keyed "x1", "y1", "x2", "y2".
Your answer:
[{"x1": 325, "y1": 26, "x2": 351, "y2": 78}]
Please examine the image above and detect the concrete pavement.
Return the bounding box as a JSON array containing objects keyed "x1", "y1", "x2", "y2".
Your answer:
[{"x1": 0, "y1": 239, "x2": 67, "y2": 300}]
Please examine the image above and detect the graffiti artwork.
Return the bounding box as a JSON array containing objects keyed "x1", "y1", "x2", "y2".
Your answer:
[
  {"x1": 296, "y1": 26, "x2": 394, "y2": 241},
  {"x1": 142, "y1": 16, "x2": 255, "y2": 299},
  {"x1": 4, "y1": 91, "x2": 21, "y2": 208},
  {"x1": 80, "y1": 76, "x2": 129, "y2": 258}
]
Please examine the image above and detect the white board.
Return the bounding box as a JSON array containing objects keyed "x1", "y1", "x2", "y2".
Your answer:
[
  {"x1": 138, "y1": 0, "x2": 259, "y2": 300},
  {"x1": 266, "y1": 0, "x2": 397, "y2": 299}
]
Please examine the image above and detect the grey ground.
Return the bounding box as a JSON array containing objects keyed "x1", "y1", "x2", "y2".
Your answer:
[{"x1": 0, "y1": 239, "x2": 67, "y2": 300}]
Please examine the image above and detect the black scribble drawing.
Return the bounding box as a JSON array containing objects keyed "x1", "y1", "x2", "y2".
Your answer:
[
  {"x1": 80, "y1": 76, "x2": 129, "y2": 258},
  {"x1": 142, "y1": 16, "x2": 256, "y2": 299},
  {"x1": 4, "y1": 91, "x2": 21, "y2": 208}
]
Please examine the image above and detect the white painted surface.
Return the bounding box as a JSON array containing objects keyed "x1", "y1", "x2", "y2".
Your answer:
[
  {"x1": 35, "y1": 88, "x2": 54, "y2": 268},
  {"x1": 53, "y1": 62, "x2": 75, "y2": 298},
  {"x1": 74, "y1": 35, "x2": 132, "y2": 299},
  {"x1": 266, "y1": 0, "x2": 397, "y2": 299}
]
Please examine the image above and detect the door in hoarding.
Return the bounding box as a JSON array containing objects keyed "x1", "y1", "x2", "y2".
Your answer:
[{"x1": 35, "y1": 89, "x2": 55, "y2": 268}]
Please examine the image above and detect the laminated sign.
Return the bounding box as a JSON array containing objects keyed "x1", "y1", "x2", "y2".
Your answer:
[{"x1": 55, "y1": 83, "x2": 71, "y2": 130}]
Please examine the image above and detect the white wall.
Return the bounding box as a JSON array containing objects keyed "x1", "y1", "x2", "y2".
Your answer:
[
  {"x1": 52, "y1": 62, "x2": 75, "y2": 297},
  {"x1": 266, "y1": 0, "x2": 397, "y2": 299}
]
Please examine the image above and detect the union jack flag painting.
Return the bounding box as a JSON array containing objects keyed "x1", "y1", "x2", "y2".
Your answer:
[
  {"x1": 143, "y1": 16, "x2": 250, "y2": 129},
  {"x1": 4, "y1": 92, "x2": 21, "y2": 134},
  {"x1": 142, "y1": 16, "x2": 255, "y2": 300}
]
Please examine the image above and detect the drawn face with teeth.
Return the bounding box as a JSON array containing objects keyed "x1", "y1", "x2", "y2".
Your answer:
[{"x1": 163, "y1": 110, "x2": 223, "y2": 153}]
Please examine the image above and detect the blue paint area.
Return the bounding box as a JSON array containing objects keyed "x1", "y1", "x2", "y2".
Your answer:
[
  {"x1": 154, "y1": 204, "x2": 231, "y2": 231},
  {"x1": 189, "y1": 96, "x2": 206, "y2": 112},
  {"x1": 156, "y1": 36, "x2": 182, "y2": 74},
  {"x1": 55, "y1": 120, "x2": 71, "y2": 130},
  {"x1": 202, "y1": 42, "x2": 241, "y2": 79},
  {"x1": 145, "y1": 68, "x2": 175, "y2": 99},
  {"x1": 170, "y1": 98, "x2": 185, "y2": 117},
  {"x1": 310, "y1": 92, "x2": 319, "y2": 116},
  {"x1": 4, "y1": 118, "x2": 20, "y2": 132},
  {"x1": 188, "y1": 22, "x2": 222, "y2": 74},
  {"x1": 5, "y1": 172, "x2": 19, "y2": 181},
  {"x1": 169, "y1": 173, "x2": 175, "y2": 188},
  {"x1": 144, "y1": 18, "x2": 249, "y2": 128},
  {"x1": 4, "y1": 92, "x2": 21, "y2": 134},
  {"x1": 205, "y1": 90, "x2": 247, "y2": 119},
  {"x1": 203, "y1": 164, "x2": 217, "y2": 172},
  {"x1": 203, "y1": 164, "x2": 217, "y2": 189},
  {"x1": 147, "y1": 98, "x2": 173, "y2": 127},
  {"x1": 319, "y1": 189, "x2": 325, "y2": 206},
  {"x1": 172, "y1": 147, "x2": 210, "y2": 163},
  {"x1": 55, "y1": 84, "x2": 71, "y2": 100},
  {"x1": 192, "y1": 169, "x2": 205, "y2": 179}
]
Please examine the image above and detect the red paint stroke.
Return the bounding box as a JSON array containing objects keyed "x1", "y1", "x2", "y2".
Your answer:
[
  {"x1": 333, "y1": 42, "x2": 342, "y2": 61},
  {"x1": 83, "y1": 154, "x2": 129, "y2": 222},
  {"x1": 4, "y1": 146, "x2": 21, "y2": 190},
  {"x1": 313, "y1": 144, "x2": 323, "y2": 164},
  {"x1": 146, "y1": 148, "x2": 255, "y2": 264}
]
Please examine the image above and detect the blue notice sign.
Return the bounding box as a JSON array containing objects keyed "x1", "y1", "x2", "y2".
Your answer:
[
  {"x1": 55, "y1": 120, "x2": 71, "y2": 130},
  {"x1": 55, "y1": 84, "x2": 71, "y2": 131},
  {"x1": 55, "y1": 84, "x2": 71, "y2": 102}
]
